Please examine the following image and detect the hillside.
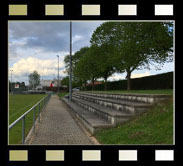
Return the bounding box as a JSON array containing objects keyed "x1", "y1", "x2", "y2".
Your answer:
[{"x1": 94, "y1": 96, "x2": 173, "y2": 144}]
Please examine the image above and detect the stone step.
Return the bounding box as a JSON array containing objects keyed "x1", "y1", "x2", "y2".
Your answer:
[
  {"x1": 72, "y1": 96, "x2": 134, "y2": 125},
  {"x1": 62, "y1": 98, "x2": 114, "y2": 134},
  {"x1": 76, "y1": 92, "x2": 171, "y2": 104},
  {"x1": 73, "y1": 93, "x2": 152, "y2": 115}
]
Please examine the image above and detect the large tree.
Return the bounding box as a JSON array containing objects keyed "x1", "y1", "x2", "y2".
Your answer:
[
  {"x1": 91, "y1": 44, "x2": 116, "y2": 90},
  {"x1": 91, "y1": 22, "x2": 173, "y2": 90},
  {"x1": 61, "y1": 76, "x2": 69, "y2": 87},
  {"x1": 74, "y1": 56, "x2": 90, "y2": 90},
  {"x1": 64, "y1": 46, "x2": 90, "y2": 74},
  {"x1": 73, "y1": 46, "x2": 101, "y2": 91},
  {"x1": 29, "y1": 70, "x2": 40, "y2": 90}
]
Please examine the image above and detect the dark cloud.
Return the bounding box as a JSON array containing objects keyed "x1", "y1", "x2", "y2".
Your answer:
[{"x1": 9, "y1": 21, "x2": 104, "y2": 53}]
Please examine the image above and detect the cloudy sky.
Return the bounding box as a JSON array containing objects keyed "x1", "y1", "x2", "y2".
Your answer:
[{"x1": 8, "y1": 21, "x2": 174, "y2": 84}]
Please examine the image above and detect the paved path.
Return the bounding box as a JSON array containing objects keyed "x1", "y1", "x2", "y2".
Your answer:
[{"x1": 29, "y1": 95, "x2": 94, "y2": 145}]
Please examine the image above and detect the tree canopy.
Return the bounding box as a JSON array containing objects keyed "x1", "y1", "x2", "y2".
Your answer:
[
  {"x1": 90, "y1": 22, "x2": 173, "y2": 90},
  {"x1": 64, "y1": 22, "x2": 173, "y2": 91},
  {"x1": 28, "y1": 70, "x2": 40, "y2": 90},
  {"x1": 64, "y1": 46, "x2": 90, "y2": 74}
]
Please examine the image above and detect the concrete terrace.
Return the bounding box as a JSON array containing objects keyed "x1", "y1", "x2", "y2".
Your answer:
[{"x1": 26, "y1": 92, "x2": 170, "y2": 145}]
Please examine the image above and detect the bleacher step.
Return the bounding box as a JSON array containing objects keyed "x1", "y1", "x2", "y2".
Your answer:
[
  {"x1": 73, "y1": 93, "x2": 152, "y2": 114},
  {"x1": 77, "y1": 92, "x2": 171, "y2": 104},
  {"x1": 72, "y1": 96, "x2": 134, "y2": 125},
  {"x1": 62, "y1": 98, "x2": 113, "y2": 134}
]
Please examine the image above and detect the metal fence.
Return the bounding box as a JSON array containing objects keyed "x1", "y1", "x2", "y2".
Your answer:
[{"x1": 9, "y1": 93, "x2": 51, "y2": 144}]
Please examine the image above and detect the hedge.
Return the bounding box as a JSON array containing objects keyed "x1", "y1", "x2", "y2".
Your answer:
[{"x1": 84, "y1": 72, "x2": 173, "y2": 91}]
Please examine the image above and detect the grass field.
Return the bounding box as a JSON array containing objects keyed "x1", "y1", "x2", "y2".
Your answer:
[
  {"x1": 9, "y1": 94, "x2": 47, "y2": 144},
  {"x1": 94, "y1": 91, "x2": 173, "y2": 144}
]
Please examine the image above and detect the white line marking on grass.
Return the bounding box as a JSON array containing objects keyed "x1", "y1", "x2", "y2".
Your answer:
[{"x1": 9, "y1": 100, "x2": 39, "y2": 120}]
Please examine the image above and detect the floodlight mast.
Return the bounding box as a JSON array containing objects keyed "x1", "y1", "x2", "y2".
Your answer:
[
  {"x1": 10, "y1": 70, "x2": 13, "y2": 94},
  {"x1": 69, "y1": 21, "x2": 72, "y2": 101},
  {"x1": 56, "y1": 55, "x2": 59, "y2": 94}
]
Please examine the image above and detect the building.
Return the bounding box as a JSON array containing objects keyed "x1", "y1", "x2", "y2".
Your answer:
[
  {"x1": 35, "y1": 79, "x2": 61, "y2": 90},
  {"x1": 85, "y1": 81, "x2": 103, "y2": 86},
  {"x1": 41, "y1": 79, "x2": 60, "y2": 87}
]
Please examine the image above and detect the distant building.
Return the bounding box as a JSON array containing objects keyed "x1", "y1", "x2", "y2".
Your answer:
[
  {"x1": 85, "y1": 81, "x2": 103, "y2": 87},
  {"x1": 40, "y1": 79, "x2": 60, "y2": 87},
  {"x1": 36, "y1": 79, "x2": 61, "y2": 90}
]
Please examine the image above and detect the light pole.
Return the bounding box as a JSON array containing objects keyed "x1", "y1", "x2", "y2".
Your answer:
[
  {"x1": 56, "y1": 55, "x2": 59, "y2": 94},
  {"x1": 69, "y1": 21, "x2": 72, "y2": 101},
  {"x1": 42, "y1": 67, "x2": 44, "y2": 91},
  {"x1": 27, "y1": 79, "x2": 29, "y2": 91},
  {"x1": 10, "y1": 70, "x2": 13, "y2": 94}
]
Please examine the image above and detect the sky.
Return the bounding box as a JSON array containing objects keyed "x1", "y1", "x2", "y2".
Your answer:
[{"x1": 8, "y1": 21, "x2": 174, "y2": 85}]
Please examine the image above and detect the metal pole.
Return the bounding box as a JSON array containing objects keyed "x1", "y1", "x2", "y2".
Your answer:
[
  {"x1": 56, "y1": 55, "x2": 59, "y2": 94},
  {"x1": 33, "y1": 107, "x2": 35, "y2": 132},
  {"x1": 41, "y1": 100, "x2": 42, "y2": 112},
  {"x1": 58, "y1": 56, "x2": 59, "y2": 94},
  {"x1": 38, "y1": 103, "x2": 40, "y2": 123},
  {"x1": 42, "y1": 100, "x2": 44, "y2": 110},
  {"x1": 22, "y1": 116, "x2": 25, "y2": 144},
  {"x1": 11, "y1": 71, "x2": 12, "y2": 93},
  {"x1": 69, "y1": 21, "x2": 72, "y2": 101},
  {"x1": 43, "y1": 68, "x2": 44, "y2": 91},
  {"x1": 10, "y1": 70, "x2": 13, "y2": 94}
]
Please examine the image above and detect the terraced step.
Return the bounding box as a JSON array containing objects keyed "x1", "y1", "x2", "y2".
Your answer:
[
  {"x1": 76, "y1": 92, "x2": 171, "y2": 104},
  {"x1": 73, "y1": 93, "x2": 152, "y2": 115},
  {"x1": 72, "y1": 96, "x2": 134, "y2": 125},
  {"x1": 62, "y1": 98, "x2": 113, "y2": 134}
]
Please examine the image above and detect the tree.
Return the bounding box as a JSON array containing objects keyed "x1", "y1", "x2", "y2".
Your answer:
[
  {"x1": 61, "y1": 76, "x2": 69, "y2": 91},
  {"x1": 73, "y1": 46, "x2": 101, "y2": 91},
  {"x1": 29, "y1": 71, "x2": 40, "y2": 90},
  {"x1": 64, "y1": 47, "x2": 91, "y2": 90},
  {"x1": 74, "y1": 54, "x2": 90, "y2": 90},
  {"x1": 91, "y1": 22, "x2": 173, "y2": 90},
  {"x1": 83, "y1": 47, "x2": 102, "y2": 91},
  {"x1": 64, "y1": 46, "x2": 90, "y2": 74},
  {"x1": 61, "y1": 76, "x2": 69, "y2": 86},
  {"x1": 64, "y1": 47, "x2": 91, "y2": 89},
  {"x1": 20, "y1": 82, "x2": 25, "y2": 88},
  {"x1": 91, "y1": 44, "x2": 116, "y2": 90},
  {"x1": 61, "y1": 76, "x2": 82, "y2": 90}
]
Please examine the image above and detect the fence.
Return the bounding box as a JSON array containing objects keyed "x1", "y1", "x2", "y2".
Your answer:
[
  {"x1": 9, "y1": 93, "x2": 51, "y2": 144},
  {"x1": 84, "y1": 72, "x2": 173, "y2": 91}
]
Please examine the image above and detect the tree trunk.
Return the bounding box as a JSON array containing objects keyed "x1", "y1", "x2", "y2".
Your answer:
[
  {"x1": 104, "y1": 78, "x2": 107, "y2": 91},
  {"x1": 126, "y1": 70, "x2": 131, "y2": 90},
  {"x1": 84, "y1": 80, "x2": 87, "y2": 91},
  {"x1": 92, "y1": 78, "x2": 94, "y2": 91}
]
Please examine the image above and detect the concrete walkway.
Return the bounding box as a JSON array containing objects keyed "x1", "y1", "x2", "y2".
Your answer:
[{"x1": 28, "y1": 95, "x2": 95, "y2": 145}]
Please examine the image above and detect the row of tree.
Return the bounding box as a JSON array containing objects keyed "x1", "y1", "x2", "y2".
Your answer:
[
  {"x1": 9, "y1": 81, "x2": 26, "y2": 91},
  {"x1": 64, "y1": 22, "x2": 173, "y2": 90}
]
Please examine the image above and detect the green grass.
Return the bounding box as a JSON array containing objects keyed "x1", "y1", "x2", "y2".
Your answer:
[
  {"x1": 94, "y1": 97, "x2": 173, "y2": 144},
  {"x1": 9, "y1": 94, "x2": 47, "y2": 144},
  {"x1": 58, "y1": 92, "x2": 68, "y2": 98},
  {"x1": 87, "y1": 89, "x2": 173, "y2": 95}
]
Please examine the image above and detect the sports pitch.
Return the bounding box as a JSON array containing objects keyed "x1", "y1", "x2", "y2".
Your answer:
[{"x1": 9, "y1": 94, "x2": 47, "y2": 144}]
